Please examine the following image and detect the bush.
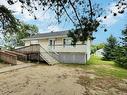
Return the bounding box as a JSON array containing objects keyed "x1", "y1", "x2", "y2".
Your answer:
[
  {"x1": 115, "y1": 46, "x2": 127, "y2": 68},
  {"x1": 115, "y1": 26, "x2": 127, "y2": 68},
  {"x1": 0, "y1": 58, "x2": 3, "y2": 63},
  {"x1": 103, "y1": 35, "x2": 118, "y2": 60}
]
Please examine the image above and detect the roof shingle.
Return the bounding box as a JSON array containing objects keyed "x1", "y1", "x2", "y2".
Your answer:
[{"x1": 29, "y1": 31, "x2": 68, "y2": 39}]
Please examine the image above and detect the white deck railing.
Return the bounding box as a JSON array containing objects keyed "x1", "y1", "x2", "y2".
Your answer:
[{"x1": 48, "y1": 44, "x2": 87, "y2": 52}]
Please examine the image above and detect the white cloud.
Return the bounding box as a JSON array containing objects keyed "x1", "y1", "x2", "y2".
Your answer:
[
  {"x1": 98, "y1": 1, "x2": 127, "y2": 27},
  {"x1": 47, "y1": 25, "x2": 62, "y2": 32},
  {"x1": 0, "y1": 0, "x2": 63, "y2": 32},
  {"x1": 0, "y1": 0, "x2": 53, "y2": 22},
  {"x1": 0, "y1": 0, "x2": 33, "y2": 21}
]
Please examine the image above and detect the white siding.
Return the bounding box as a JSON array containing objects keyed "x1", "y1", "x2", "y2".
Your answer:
[
  {"x1": 24, "y1": 37, "x2": 90, "y2": 53},
  {"x1": 86, "y1": 39, "x2": 91, "y2": 60}
]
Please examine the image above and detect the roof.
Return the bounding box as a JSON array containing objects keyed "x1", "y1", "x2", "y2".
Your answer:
[{"x1": 23, "y1": 31, "x2": 69, "y2": 40}]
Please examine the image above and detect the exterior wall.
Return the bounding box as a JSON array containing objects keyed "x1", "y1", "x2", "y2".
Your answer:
[
  {"x1": 25, "y1": 40, "x2": 31, "y2": 46},
  {"x1": 51, "y1": 52, "x2": 86, "y2": 64},
  {"x1": 23, "y1": 36, "x2": 91, "y2": 63},
  {"x1": 51, "y1": 45, "x2": 87, "y2": 52},
  {"x1": 24, "y1": 37, "x2": 90, "y2": 54},
  {"x1": 86, "y1": 39, "x2": 91, "y2": 60},
  {"x1": 55, "y1": 37, "x2": 63, "y2": 45},
  {"x1": 48, "y1": 37, "x2": 87, "y2": 53},
  {"x1": 38, "y1": 39, "x2": 49, "y2": 49}
]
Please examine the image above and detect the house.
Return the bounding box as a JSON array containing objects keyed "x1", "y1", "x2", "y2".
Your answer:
[
  {"x1": 19, "y1": 30, "x2": 91, "y2": 64},
  {"x1": 95, "y1": 49, "x2": 104, "y2": 57}
]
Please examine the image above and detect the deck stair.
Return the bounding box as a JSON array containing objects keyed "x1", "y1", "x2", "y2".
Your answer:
[
  {"x1": 15, "y1": 44, "x2": 59, "y2": 65},
  {"x1": 39, "y1": 46, "x2": 59, "y2": 65}
]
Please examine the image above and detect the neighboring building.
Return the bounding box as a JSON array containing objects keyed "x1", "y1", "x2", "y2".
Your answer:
[
  {"x1": 21, "y1": 31, "x2": 91, "y2": 64},
  {"x1": 95, "y1": 49, "x2": 104, "y2": 57}
]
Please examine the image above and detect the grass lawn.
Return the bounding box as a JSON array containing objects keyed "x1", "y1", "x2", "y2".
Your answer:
[{"x1": 62, "y1": 55, "x2": 127, "y2": 79}]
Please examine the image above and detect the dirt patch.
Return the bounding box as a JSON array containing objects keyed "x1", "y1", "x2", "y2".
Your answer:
[
  {"x1": 0, "y1": 63, "x2": 10, "y2": 68},
  {"x1": 77, "y1": 75, "x2": 127, "y2": 95},
  {"x1": 0, "y1": 64, "x2": 126, "y2": 95},
  {"x1": 0, "y1": 65, "x2": 85, "y2": 95}
]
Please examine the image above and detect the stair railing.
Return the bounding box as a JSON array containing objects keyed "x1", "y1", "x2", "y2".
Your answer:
[{"x1": 39, "y1": 45, "x2": 59, "y2": 62}]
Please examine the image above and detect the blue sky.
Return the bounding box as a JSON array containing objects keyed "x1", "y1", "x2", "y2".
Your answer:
[{"x1": 1, "y1": 0, "x2": 127, "y2": 44}]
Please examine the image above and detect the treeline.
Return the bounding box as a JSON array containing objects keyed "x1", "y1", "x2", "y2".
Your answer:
[
  {"x1": 0, "y1": 6, "x2": 38, "y2": 50},
  {"x1": 103, "y1": 26, "x2": 127, "y2": 68}
]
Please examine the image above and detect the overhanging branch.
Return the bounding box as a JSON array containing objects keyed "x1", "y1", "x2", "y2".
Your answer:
[{"x1": 60, "y1": 1, "x2": 76, "y2": 26}]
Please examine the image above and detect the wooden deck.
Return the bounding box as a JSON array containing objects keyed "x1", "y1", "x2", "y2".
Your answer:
[
  {"x1": 15, "y1": 44, "x2": 40, "y2": 54},
  {"x1": 0, "y1": 51, "x2": 17, "y2": 65},
  {"x1": 15, "y1": 44, "x2": 59, "y2": 65},
  {"x1": 0, "y1": 50, "x2": 27, "y2": 65}
]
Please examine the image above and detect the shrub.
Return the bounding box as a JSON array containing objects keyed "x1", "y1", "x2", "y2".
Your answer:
[
  {"x1": 103, "y1": 35, "x2": 118, "y2": 60},
  {"x1": 115, "y1": 26, "x2": 127, "y2": 68}
]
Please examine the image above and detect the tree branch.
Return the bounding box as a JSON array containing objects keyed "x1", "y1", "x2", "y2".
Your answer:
[
  {"x1": 60, "y1": 1, "x2": 76, "y2": 26},
  {"x1": 88, "y1": 0, "x2": 93, "y2": 20},
  {"x1": 68, "y1": 0, "x2": 82, "y2": 29}
]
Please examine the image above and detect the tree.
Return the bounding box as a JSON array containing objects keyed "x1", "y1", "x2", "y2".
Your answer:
[
  {"x1": 4, "y1": 23, "x2": 38, "y2": 49},
  {"x1": 103, "y1": 35, "x2": 118, "y2": 60},
  {"x1": 3, "y1": 32, "x2": 16, "y2": 50},
  {"x1": 1, "y1": 0, "x2": 126, "y2": 44},
  {"x1": 97, "y1": 43, "x2": 105, "y2": 50},
  {"x1": 6, "y1": 0, "x2": 104, "y2": 44},
  {"x1": 91, "y1": 43, "x2": 105, "y2": 54},
  {"x1": 0, "y1": 5, "x2": 19, "y2": 33},
  {"x1": 121, "y1": 26, "x2": 127, "y2": 46},
  {"x1": 6, "y1": 0, "x2": 126, "y2": 43},
  {"x1": 115, "y1": 26, "x2": 127, "y2": 68},
  {"x1": 16, "y1": 22, "x2": 38, "y2": 46}
]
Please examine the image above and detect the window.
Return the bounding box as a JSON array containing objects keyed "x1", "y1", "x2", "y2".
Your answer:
[
  {"x1": 49, "y1": 40, "x2": 53, "y2": 46},
  {"x1": 49, "y1": 39, "x2": 55, "y2": 49},
  {"x1": 63, "y1": 38, "x2": 72, "y2": 45},
  {"x1": 49, "y1": 39, "x2": 55, "y2": 46}
]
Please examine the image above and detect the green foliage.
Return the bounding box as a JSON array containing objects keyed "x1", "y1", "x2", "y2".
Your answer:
[
  {"x1": 0, "y1": 58, "x2": 3, "y2": 63},
  {"x1": 3, "y1": 32, "x2": 16, "y2": 50},
  {"x1": 115, "y1": 46, "x2": 127, "y2": 68},
  {"x1": 68, "y1": 18, "x2": 100, "y2": 45},
  {"x1": 91, "y1": 43, "x2": 105, "y2": 54},
  {"x1": 0, "y1": 6, "x2": 38, "y2": 49},
  {"x1": 91, "y1": 45, "x2": 97, "y2": 54},
  {"x1": 115, "y1": 26, "x2": 127, "y2": 68},
  {"x1": 63, "y1": 55, "x2": 127, "y2": 78},
  {"x1": 87, "y1": 55, "x2": 127, "y2": 78},
  {"x1": 7, "y1": 0, "x2": 103, "y2": 44},
  {"x1": 121, "y1": 26, "x2": 127, "y2": 46},
  {"x1": 4, "y1": 22, "x2": 38, "y2": 49},
  {"x1": 6, "y1": 0, "x2": 126, "y2": 45},
  {"x1": 0, "y1": 5, "x2": 19, "y2": 33},
  {"x1": 101, "y1": 26, "x2": 127, "y2": 69},
  {"x1": 97, "y1": 43, "x2": 105, "y2": 49},
  {"x1": 103, "y1": 35, "x2": 118, "y2": 60},
  {"x1": 16, "y1": 22, "x2": 38, "y2": 46},
  {"x1": 2, "y1": 0, "x2": 127, "y2": 45},
  {"x1": 86, "y1": 55, "x2": 115, "y2": 65}
]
